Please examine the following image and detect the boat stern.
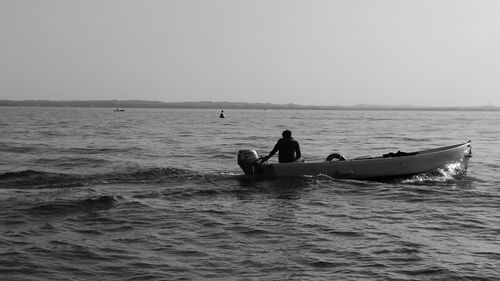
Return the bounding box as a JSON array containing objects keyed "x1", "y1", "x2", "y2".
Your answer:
[{"x1": 238, "y1": 150, "x2": 259, "y2": 176}]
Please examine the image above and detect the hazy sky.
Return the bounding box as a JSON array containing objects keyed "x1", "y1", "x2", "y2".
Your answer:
[{"x1": 1, "y1": 0, "x2": 499, "y2": 106}]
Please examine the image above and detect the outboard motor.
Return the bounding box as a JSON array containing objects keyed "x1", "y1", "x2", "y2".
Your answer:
[{"x1": 238, "y1": 150, "x2": 259, "y2": 176}]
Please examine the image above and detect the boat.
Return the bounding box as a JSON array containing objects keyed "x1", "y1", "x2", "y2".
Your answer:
[
  {"x1": 113, "y1": 109, "x2": 125, "y2": 112},
  {"x1": 237, "y1": 141, "x2": 472, "y2": 180}
]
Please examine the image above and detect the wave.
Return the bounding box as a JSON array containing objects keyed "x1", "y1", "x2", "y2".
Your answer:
[
  {"x1": 25, "y1": 195, "x2": 117, "y2": 215},
  {"x1": 0, "y1": 170, "x2": 85, "y2": 189},
  {"x1": 34, "y1": 156, "x2": 111, "y2": 167},
  {"x1": 0, "y1": 167, "x2": 216, "y2": 189},
  {"x1": 0, "y1": 141, "x2": 47, "y2": 154},
  {"x1": 62, "y1": 147, "x2": 144, "y2": 155}
]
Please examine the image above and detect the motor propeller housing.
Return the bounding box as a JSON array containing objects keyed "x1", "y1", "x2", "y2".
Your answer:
[{"x1": 237, "y1": 150, "x2": 259, "y2": 176}]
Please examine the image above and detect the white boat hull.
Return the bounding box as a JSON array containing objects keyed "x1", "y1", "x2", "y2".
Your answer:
[{"x1": 238, "y1": 141, "x2": 472, "y2": 180}]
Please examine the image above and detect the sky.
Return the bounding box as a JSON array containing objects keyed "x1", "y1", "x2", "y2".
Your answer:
[{"x1": 1, "y1": 0, "x2": 499, "y2": 107}]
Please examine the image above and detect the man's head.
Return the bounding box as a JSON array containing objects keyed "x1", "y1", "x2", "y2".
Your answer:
[{"x1": 282, "y1": 130, "x2": 292, "y2": 139}]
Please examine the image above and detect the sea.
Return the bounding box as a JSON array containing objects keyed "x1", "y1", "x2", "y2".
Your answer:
[{"x1": 0, "y1": 106, "x2": 499, "y2": 281}]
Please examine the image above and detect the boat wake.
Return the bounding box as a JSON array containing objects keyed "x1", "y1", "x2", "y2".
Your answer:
[
  {"x1": 402, "y1": 162, "x2": 468, "y2": 184},
  {"x1": 0, "y1": 167, "x2": 226, "y2": 189}
]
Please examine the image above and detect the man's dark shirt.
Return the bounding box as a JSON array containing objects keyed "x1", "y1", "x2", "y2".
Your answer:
[{"x1": 269, "y1": 137, "x2": 301, "y2": 163}]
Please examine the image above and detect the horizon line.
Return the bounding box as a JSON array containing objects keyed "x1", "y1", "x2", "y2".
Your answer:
[{"x1": 0, "y1": 99, "x2": 498, "y2": 111}]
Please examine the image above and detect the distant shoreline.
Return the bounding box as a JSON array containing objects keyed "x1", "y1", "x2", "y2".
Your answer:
[{"x1": 0, "y1": 99, "x2": 498, "y2": 111}]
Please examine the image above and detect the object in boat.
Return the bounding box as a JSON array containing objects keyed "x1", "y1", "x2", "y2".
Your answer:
[
  {"x1": 113, "y1": 108, "x2": 125, "y2": 112},
  {"x1": 237, "y1": 141, "x2": 472, "y2": 180},
  {"x1": 219, "y1": 110, "x2": 225, "y2": 118}
]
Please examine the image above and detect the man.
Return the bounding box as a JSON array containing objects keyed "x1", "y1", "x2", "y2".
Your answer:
[{"x1": 261, "y1": 130, "x2": 301, "y2": 163}]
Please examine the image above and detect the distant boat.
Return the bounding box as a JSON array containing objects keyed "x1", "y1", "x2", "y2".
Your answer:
[
  {"x1": 219, "y1": 110, "x2": 225, "y2": 118},
  {"x1": 113, "y1": 109, "x2": 125, "y2": 112}
]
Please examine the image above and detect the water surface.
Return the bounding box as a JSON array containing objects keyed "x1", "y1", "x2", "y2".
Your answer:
[{"x1": 1, "y1": 107, "x2": 499, "y2": 280}]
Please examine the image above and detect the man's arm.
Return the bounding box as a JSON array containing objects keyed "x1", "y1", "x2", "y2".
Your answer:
[{"x1": 262, "y1": 140, "x2": 280, "y2": 161}]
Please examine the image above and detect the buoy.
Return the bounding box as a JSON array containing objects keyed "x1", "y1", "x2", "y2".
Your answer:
[{"x1": 219, "y1": 110, "x2": 225, "y2": 118}]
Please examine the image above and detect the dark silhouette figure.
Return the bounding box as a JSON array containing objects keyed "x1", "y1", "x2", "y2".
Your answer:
[{"x1": 261, "y1": 130, "x2": 301, "y2": 163}]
